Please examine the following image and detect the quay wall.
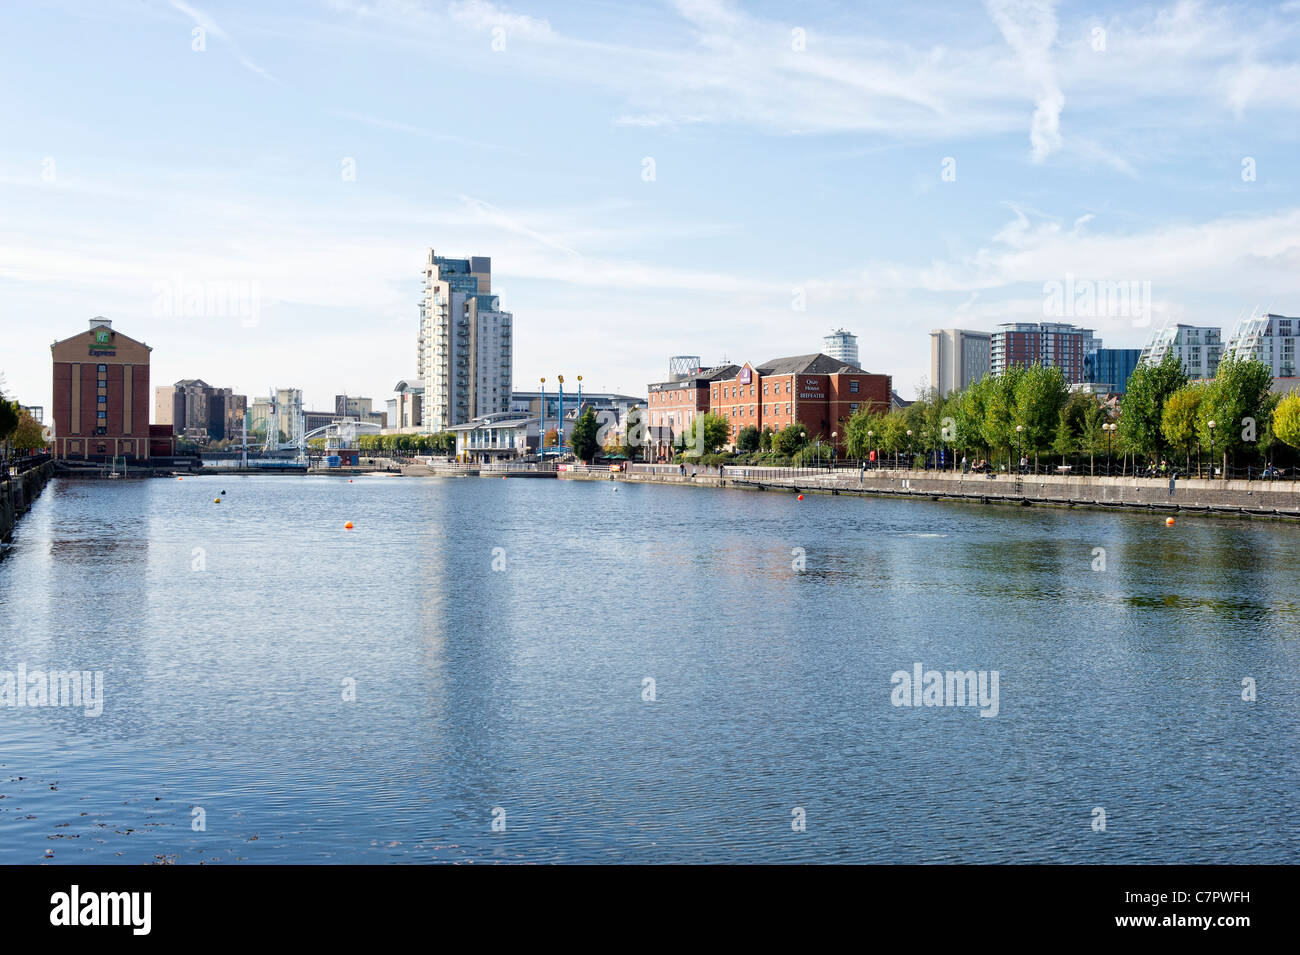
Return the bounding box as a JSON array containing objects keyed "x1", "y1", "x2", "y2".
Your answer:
[
  {"x1": 559, "y1": 466, "x2": 1300, "y2": 521},
  {"x1": 1, "y1": 461, "x2": 55, "y2": 543}
]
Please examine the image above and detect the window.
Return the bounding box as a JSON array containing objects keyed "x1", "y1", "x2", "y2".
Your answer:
[
  {"x1": 97, "y1": 364, "x2": 107, "y2": 372},
  {"x1": 850, "y1": 380, "x2": 859, "y2": 393},
  {"x1": 786, "y1": 382, "x2": 792, "y2": 393},
  {"x1": 97, "y1": 395, "x2": 107, "y2": 404},
  {"x1": 97, "y1": 410, "x2": 107, "y2": 419},
  {"x1": 851, "y1": 403, "x2": 859, "y2": 413}
]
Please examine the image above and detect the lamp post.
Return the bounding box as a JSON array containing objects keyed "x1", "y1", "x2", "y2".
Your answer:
[
  {"x1": 1103, "y1": 422, "x2": 1115, "y2": 475},
  {"x1": 905, "y1": 429, "x2": 912, "y2": 470},
  {"x1": 921, "y1": 430, "x2": 929, "y2": 471},
  {"x1": 557, "y1": 375, "x2": 566, "y2": 453},
  {"x1": 867, "y1": 430, "x2": 874, "y2": 470},
  {"x1": 539, "y1": 377, "x2": 547, "y2": 458},
  {"x1": 1015, "y1": 424, "x2": 1023, "y2": 474},
  {"x1": 830, "y1": 431, "x2": 837, "y2": 471},
  {"x1": 1208, "y1": 419, "x2": 1216, "y2": 479}
]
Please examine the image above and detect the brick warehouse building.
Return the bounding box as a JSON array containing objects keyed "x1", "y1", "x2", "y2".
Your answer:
[
  {"x1": 710, "y1": 353, "x2": 891, "y2": 449},
  {"x1": 646, "y1": 363, "x2": 738, "y2": 450},
  {"x1": 51, "y1": 317, "x2": 158, "y2": 460}
]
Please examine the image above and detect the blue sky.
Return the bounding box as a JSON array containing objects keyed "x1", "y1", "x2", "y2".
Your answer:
[{"x1": 3, "y1": 0, "x2": 1299, "y2": 413}]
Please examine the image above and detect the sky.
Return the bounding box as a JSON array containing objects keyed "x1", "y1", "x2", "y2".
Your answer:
[{"x1": 2, "y1": 0, "x2": 1299, "y2": 415}]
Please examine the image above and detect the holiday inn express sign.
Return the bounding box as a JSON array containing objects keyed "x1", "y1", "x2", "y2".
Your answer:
[{"x1": 89, "y1": 328, "x2": 115, "y2": 357}]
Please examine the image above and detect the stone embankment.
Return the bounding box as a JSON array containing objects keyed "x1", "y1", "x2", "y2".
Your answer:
[
  {"x1": 1, "y1": 460, "x2": 55, "y2": 544},
  {"x1": 559, "y1": 464, "x2": 1300, "y2": 521}
]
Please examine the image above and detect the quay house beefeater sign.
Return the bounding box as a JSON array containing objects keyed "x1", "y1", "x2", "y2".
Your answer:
[{"x1": 798, "y1": 376, "x2": 825, "y2": 400}]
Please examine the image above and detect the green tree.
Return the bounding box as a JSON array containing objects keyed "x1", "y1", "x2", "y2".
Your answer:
[
  {"x1": 1013, "y1": 364, "x2": 1068, "y2": 468},
  {"x1": 772, "y1": 423, "x2": 809, "y2": 457},
  {"x1": 844, "y1": 409, "x2": 885, "y2": 460},
  {"x1": 678, "y1": 411, "x2": 730, "y2": 456},
  {"x1": 1119, "y1": 353, "x2": 1188, "y2": 463},
  {"x1": 1160, "y1": 383, "x2": 1206, "y2": 472},
  {"x1": 1196, "y1": 355, "x2": 1273, "y2": 472},
  {"x1": 569, "y1": 407, "x2": 599, "y2": 462},
  {"x1": 1273, "y1": 391, "x2": 1300, "y2": 451},
  {"x1": 0, "y1": 398, "x2": 17, "y2": 447},
  {"x1": 736, "y1": 424, "x2": 761, "y2": 452}
]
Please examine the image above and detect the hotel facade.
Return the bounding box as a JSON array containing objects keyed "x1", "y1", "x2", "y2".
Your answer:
[
  {"x1": 50, "y1": 318, "x2": 154, "y2": 459},
  {"x1": 709, "y1": 353, "x2": 891, "y2": 449}
]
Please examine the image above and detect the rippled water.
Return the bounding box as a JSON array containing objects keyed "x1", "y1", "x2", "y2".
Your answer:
[{"x1": 1, "y1": 474, "x2": 1296, "y2": 863}]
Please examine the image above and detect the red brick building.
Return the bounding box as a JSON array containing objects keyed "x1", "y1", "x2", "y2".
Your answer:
[
  {"x1": 710, "y1": 353, "x2": 891, "y2": 450},
  {"x1": 646, "y1": 364, "x2": 737, "y2": 458},
  {"x1": 51, "y1": 318, "x2": 156, "y2": 460}
]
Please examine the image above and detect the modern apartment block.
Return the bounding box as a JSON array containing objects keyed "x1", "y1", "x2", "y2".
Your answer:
[
  {"x1": 154, "y1": 379, "x2": 244, "y2": 443},
  {"x1": 418, "y1": 249, "x2": 513, "y2": 433},
  {"x1": 1140, "y1": 324, "x2": 1222, "y2": 380},
  {"x1": 929, "y1": 328, "x2": 991, "y2": 396},
  {"x1": 1082, "y1": 348, "x2": 1142, "y2": 394},
  {"x1": 990, "y1": 322, "x2": 1097, "y2": 382},
  {"x1": 1224, "y1": 313, "x2": 1299, "y2": 379},
  {"x1": 822, "y1": 328, "x2": 859, "y2": 368}
]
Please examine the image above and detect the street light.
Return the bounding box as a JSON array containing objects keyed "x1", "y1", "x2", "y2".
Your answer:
[
  {"x1": 830, "y1": 431, "x2": 838, "y2": 471},
  {"x1": 867, "y1": 429, "x2": 874, "y2": 470},
  {"x1": 906, "y1": 429, "x2": 913, "y2": 470},
  {"x1": 1103, "y1": 422, "x2": 1115, "y2": 475},
  {"x1": 921, "y1": 430, "x2": 929, "y2": 471},
  {"x1": 1208, "y1": 419, "x2": 1216, "y2": 479},
  {"x1": 1015, "y1": 424, "x2": 1024, "y2": 474},
  {"x1": 539, "y1": 377, "x2": 547, "y2": 458}
]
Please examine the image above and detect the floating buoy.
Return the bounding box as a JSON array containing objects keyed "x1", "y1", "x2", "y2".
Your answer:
[
  {"x1": 344, "y1": 521, "x2": 354, "y2": 530},
  {"x1": 221, "y1": 490, "x2": 226, "y2": 494},
  {"x1": 213, "y1": 498, "x2": 221, "y2": 504},
  {"x1": 1166, "y1": 517, "x2": 1175, "y2": 526},
  {"x1": 177, "y1": 477, "x2": 183, "y2": 481},
  {"x1": 349, "y1": 479, "x2": 354, "y2": 483},
  {"x1": 797, "y1": 494, "x2": 804, "y2": 501}
]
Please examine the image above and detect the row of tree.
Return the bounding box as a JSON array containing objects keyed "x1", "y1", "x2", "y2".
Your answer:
[
  {"x1": 839, "y1": 354, "x2": 1296, "y2": 473},
  {"x1": 356, "y1": 432, "x2": 456, "y2": 455}
]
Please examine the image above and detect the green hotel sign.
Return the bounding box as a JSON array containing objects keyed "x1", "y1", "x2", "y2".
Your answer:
[{"x1": 88, "y1": 328, "x2": 115, "y2": 356}]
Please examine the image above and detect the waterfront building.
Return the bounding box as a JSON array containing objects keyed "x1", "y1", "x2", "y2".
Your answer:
[
  {"x1": 646, "y1": 364, "x2": 738, "y2": 447},
  {"x1": 1224, "y1": 312, "x2": 1300, "y2": 380},
  {"x1": 388, "y1": 380, "x2": 424, "y2": 433},
  {"x1": 418, "y1": 249, "x2": 512, "y2": 433},
  {"x1": 19, "y1": 405, "x2": 43, "y2": 425},
  {"x1": 822, "y1": 329, "x2": 860, "y2": 368},
  {"x1": 1082, "y1": 348, "x2": 1141, "y2": 395},
  {"x1": 154, "y1": 379, "x2": 243, "y2": 443},
  {"x1": 929, "y1": 328, "x2": 991, "y2": 396},
  {"x1": 448, "y1": 410, "x2": 541, "y2": 462},
  {"x1": 50, "y1": 317, "x2": 153, "y2": 460},
  {"x1": 510, "y1": 390, "x2": 644, "y2": 436},
  {"x1": 710, "y1": 353, "x2": 891, "y2": 450},
  {"x1": 1139, "y1": 323, "x2": 1222, "y2": 379},
  {"x1": 990, "y1": 322, "x2": 1097, "y2": 381},
  {"x1": 334, "y1": 395, "x2": 386, "y2": 429}
]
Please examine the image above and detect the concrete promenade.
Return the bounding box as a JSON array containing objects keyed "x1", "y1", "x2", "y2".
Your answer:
[{"x1": 559, "y1": 464, "x2": 1300, "y2": 521}]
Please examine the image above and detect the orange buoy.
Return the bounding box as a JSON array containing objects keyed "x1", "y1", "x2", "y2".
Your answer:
[
  {"x1": 797, "y1": 494, "x2": 804, "y2": 501},
  {"x1": 178, "y1": 477, "x2": 183, "y2": 481},
  {"x1": 349, "y1": 479, "x2": 353, "y2": 483},
  {"x1": 344, "y1": 521, "x2": 354, "y2": 530},
  {"x1": 1166, "y1": 517, "x2": 1175, "y2": 526}
]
